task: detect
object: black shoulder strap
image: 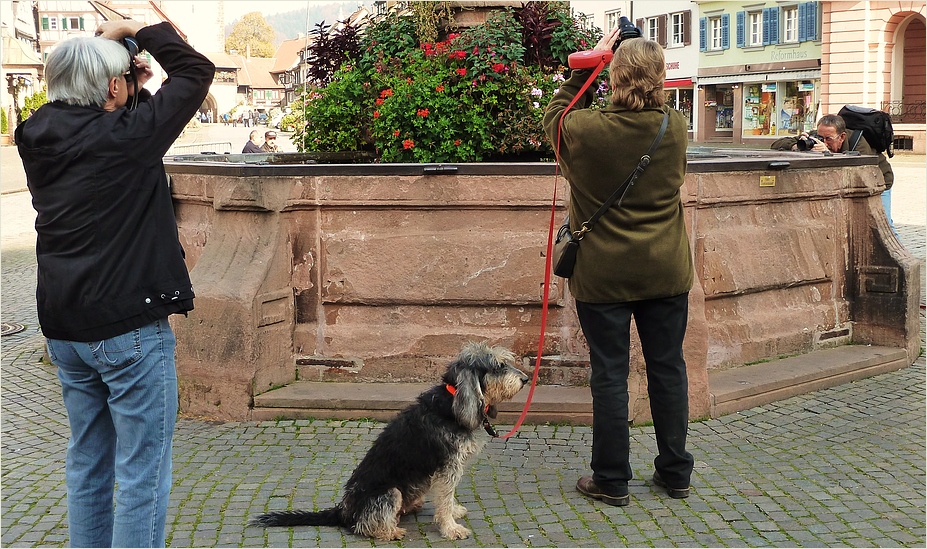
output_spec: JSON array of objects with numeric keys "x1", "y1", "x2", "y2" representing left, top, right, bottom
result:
[
  {"x1": 849, "y1": 129, "x2": 863, "y2": 151},
  {"x1": 576, "y1": 108, "x2": 670, "y2": 238}
]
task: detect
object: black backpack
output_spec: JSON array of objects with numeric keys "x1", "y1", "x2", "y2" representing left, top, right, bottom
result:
[{"x1": 838, "y1": 105, "x2": 894, "y2": 158}]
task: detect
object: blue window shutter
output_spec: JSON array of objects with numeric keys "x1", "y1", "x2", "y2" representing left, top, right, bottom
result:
[
  {"x1": 808, "y1": 2, "x2": 818, "y2": 41},
  {"x1": 798, "y1": 3, "x2": 807, "y2": 41},
  {"x1": 762, "y1": 9, "x2": 770, "y2": 45},
  {"x1": 768, "y1": 8, "x2": 779, "y2": 44},
  {"x1": 736, "y1": 11, "x2": 745, "y2": 48},
  {"x1": 721, "y1": 13, "x2": 730, "y2": 50},
  {"x1": 699, "y1": 17, "x2": 707, "y2": 51}
]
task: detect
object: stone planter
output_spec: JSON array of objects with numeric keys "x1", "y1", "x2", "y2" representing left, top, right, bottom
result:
[{"x1": 164, "y1": 148, "x2": 921, "y2": 421}]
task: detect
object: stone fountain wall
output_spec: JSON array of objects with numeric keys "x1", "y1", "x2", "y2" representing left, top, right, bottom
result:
[{"x1": 165, "y1": 151, "x2": 920, "y2": 421}]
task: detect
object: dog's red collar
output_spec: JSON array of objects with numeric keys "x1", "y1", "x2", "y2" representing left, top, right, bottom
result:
[{"x1": 445, "y1": 384, "x2": 498, "y2": 437}]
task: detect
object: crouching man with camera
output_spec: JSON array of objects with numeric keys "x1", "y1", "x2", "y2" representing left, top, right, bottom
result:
[
  {"x1": 770, "y1": 114, "x2": 894, "y2": 223},
  {"x1": 15, "y1": 19, "x2": 214, "y2": 548}
]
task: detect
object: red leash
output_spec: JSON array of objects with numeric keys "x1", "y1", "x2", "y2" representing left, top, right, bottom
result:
[{"x1": 492, "y1": 55, "x2": 610, "y2": 439}]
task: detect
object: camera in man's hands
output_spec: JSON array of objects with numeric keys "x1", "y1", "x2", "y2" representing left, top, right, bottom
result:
[
  {"x1": 612, "y1": 16, "x2": 643, "y2": 51},
  {"x1": 121, "y1": 36, "x2": 139, "y2": 58},
  {"x1": 796, "y1": 132, "x2": 822, "y2": 151}
]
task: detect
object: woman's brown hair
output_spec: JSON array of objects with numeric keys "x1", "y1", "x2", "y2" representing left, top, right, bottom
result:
[{"x1": 608, "y1": 39, "x2": 666, "y2": 111}]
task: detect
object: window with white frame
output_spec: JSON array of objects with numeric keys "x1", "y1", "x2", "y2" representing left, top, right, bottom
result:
[
  {"x1": 782, "y1": 6, "x2": 799, "y2": 43},
  {"x1": 605, "y1": 10, "x2": 621, "y2": 33},
  {"x1": 748, "y1": 10, "x2": 763, "y2": 46},
  {"x1": 670, "y1": 12, "x2": 686, "y2": 47},
  {"x1": 69, "y1": 17, "x2": 80, "y2": 30},
  {"x1": 49, "y1": 17, "x2": 58, "y2": 30},
  {"x1": 710, "y1": 16, "x2": 724, "y2": 50},
  {"x1": 646, "y1": 17, "x2": 659, "y2": 41}
]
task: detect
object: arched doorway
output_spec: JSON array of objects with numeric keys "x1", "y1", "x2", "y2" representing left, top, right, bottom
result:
[{"x1": 199, "y1": 94, "x2": 218, "y2": 123}]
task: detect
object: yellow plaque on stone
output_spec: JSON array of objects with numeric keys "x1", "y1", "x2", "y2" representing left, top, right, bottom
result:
[{"x1": 760, "y1": 175, "x2": 776, "y2": 187}]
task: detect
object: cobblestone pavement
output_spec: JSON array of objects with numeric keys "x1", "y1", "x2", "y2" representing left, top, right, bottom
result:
[{"x1": 2, "y1": 151, "x2": 925, "y2": 548}]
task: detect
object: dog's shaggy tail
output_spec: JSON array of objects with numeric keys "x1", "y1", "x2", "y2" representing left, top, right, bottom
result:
[{"x1": 250, "y1": 507, "x2": 341, "y2": 528}]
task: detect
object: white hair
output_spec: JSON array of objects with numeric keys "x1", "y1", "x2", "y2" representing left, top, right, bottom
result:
[{"x1": 46, "y1": 36, "x2": 130, "y2": 107}]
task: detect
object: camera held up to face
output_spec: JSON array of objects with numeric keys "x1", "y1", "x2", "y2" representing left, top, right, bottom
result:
[{"x1": 612, "y1": 16, "x2": 643, "y2": 51}]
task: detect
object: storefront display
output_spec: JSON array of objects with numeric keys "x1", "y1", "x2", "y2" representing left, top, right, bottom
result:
[
  {"x1": 665, "y1": 88, "x2": 694, "y2": 130},
  {"x1": 708, "y1": 85, "x2": 734, "y2": 129},
  {"x1": 743, "y1": 80, "x2": 816, "y2": 138},
  {"x1": 777, "y1": 81, "x2": 816, "y2": 135}
]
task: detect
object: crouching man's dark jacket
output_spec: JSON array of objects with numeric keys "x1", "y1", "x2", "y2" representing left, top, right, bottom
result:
[{"x1": 16, "y1": 22, "x2": 215, "y2": 341}]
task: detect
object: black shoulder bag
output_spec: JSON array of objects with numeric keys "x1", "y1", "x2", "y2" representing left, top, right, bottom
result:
[{"x1": 553, "y1": 108, "x2": 670, "y2": 278}]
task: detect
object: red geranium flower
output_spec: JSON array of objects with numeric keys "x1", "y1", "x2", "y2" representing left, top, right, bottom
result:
[
  {"x1": 403, "y1": 139, "x2": 415, "y2": 149},
  {"x1": 375, "y1": 98, "x2": 384, "y2": 105},
  {"x1": 417, "y1": 108, "x2": 429, "y2": 117},
  {"x1": 373, "y1": 111, "x2": 380, "y2": 118},
  {"x1": 393, "y1": 130, "x2": 400, "y2": 137},
  {"x1": 456, "y1": 68, "x2": 467, "y2": 76},
  {"x1": 492, "y1": 63, "x2": 505, "y2": 73},
  {"x1": 454, "y1": 139, "x2": 461, "y2": 146},
  {"x1": 380, "y1": 89, "x2": 393, "y2": 98},
  {"x1": 436, "y1": 85, "x2": 445, "y2": 92}
]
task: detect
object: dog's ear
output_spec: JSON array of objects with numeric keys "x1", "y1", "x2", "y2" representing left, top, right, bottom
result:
[{"x1": 451, "y1": 367, "x2": 484, "y2": 431}]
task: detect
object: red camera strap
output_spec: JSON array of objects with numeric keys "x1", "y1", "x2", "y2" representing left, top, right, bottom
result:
[{"x1": 492, "y1": 59, "x2": 607, "y2": 439}]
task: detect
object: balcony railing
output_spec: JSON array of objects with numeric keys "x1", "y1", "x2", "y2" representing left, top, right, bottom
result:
[{"x1": 881, "y1": 100, "x2": 926, "y2": 124}]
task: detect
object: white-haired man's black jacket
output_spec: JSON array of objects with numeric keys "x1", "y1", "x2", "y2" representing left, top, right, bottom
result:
[{"x1": 16, "y1": 22, "x2": 215, "y2": 341}]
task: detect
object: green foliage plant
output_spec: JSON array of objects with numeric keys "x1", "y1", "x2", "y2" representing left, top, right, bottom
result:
[
  {"x1": 294, "y1": 2, "x2": 602, "y2": 163},
  {"x1": 1, "y1": 108, "x2": 7, "y2": 134},
  {"x1": 21, "y1": 89, "x2": 48, "y2": 121}
]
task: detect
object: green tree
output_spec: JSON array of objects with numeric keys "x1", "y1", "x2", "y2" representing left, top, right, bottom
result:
[{"x1": 225, "y1": 12, "x2": 276, "y2": 57}]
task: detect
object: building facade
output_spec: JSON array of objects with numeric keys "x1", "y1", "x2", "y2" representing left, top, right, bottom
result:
[
  {"x1": 694, "y1": 1, "x2": 823, "y2": 146},
  {"x1": 820, "y1": 2, "x2": 925, "y2": 153}
]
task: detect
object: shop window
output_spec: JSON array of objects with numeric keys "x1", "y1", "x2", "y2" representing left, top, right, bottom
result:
[
  {"x1": 705, "y1": 86, "x2": 734, "y2": 129},
  {"x1": 777, "y1": 81, "x2": 816, "y2": 136},
  {"x1": 665, "y1": 89, "x2": 694, "y2": 130},
  {"x1": 744, "y1": 83, "x2": 777, "y2": 136}
]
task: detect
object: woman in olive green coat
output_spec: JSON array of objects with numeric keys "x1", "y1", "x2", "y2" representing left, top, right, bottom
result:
[{"x1": 543, "y1": 31, "x2": 695, "y2": 506}]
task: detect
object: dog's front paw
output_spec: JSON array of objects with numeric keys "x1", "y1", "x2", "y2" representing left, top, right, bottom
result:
[
  {"x1": 440, "y1": 522, "x2": 471, "y2": 540},
  {"x1": 375, "y1": 527, "x2": 406, "y2": 541},
  {"x1": 452, "y1": 504, "x2": 467, "y2": 519}
]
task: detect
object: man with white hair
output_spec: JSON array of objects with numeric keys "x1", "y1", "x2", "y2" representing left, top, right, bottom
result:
[{"x1": 15, "y1": 19, "x2": 214, "y2": 548}]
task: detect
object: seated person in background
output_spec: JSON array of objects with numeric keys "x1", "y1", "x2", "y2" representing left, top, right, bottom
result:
[
  {"x1": 242, "y1": 130, "x2": 262, "y2": 153},
  {"x1": 261, "y1": 130, "x2": 280, "y2": 152},
  {"x1": 771, "y1": 114, "x2": 894, "y2": 226}
]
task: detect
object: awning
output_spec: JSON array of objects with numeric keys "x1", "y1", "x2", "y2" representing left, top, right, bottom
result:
[
  {"x1": 665, "y1": 78, "x2": 694, "y2": 88},
  {"x1": 696, "y1": 69, "x2": 821, "y2": 86}
]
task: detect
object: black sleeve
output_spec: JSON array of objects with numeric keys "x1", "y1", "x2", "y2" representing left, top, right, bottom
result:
[{"x1": 127, "y1": 22, "x2": 215, "y2": 159}]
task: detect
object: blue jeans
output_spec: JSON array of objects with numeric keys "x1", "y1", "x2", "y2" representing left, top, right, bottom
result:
[
  {"x1": 882, "y1": 188, "x2": 894, "y2": 229},
  {"x1": 47, "y1": 318, "x2": 178, "y2": 548}
]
